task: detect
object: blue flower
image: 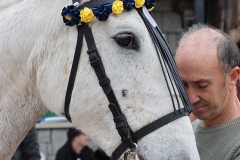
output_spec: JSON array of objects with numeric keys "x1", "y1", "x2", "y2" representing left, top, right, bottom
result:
[
  {"x1": 92, "y1": 4, "x2": 112, "y2": 21},
  {"x1": 61, "y1": 5, "x2": 80, "y2": 26},
  {"x1": 122, "y1": 0, "x2": 134, "y2": 10},
  {"x1": 145, "y1": 0, "x2": 156, "y2": 10}
]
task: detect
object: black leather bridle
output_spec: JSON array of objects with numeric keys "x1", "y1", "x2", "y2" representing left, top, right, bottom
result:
[{"x1": 63, "y1": 0, "x2": 192, "y2": 159}]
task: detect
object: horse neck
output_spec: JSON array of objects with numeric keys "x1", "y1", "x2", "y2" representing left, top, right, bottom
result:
[
  {"x1": 0, "y1": 85, "x2": 47, "y2": 159},
  {"x1": 0, "y1": 1, "x2": 56, "y2": 159},
  {"x1": 0, "y1": 57, "x2": 47, "y2": 159},
  {"x1": 0, "y1": 0, "x2": 67, "y2": 108},
  {"x1": 0, "y1": 49, "x2": 47, "y2": 159}
]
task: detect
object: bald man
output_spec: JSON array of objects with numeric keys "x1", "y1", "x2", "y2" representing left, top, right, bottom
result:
[{"x1": 175, "y1": 24, "x2": 240, "y2": 160}]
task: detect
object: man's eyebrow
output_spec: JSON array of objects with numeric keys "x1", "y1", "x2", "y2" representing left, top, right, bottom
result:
[{"x1": 191, "y1": 79, "x2": 210, "y2": 83}]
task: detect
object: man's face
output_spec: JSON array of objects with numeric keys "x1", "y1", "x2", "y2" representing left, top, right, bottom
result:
[
  {"x1": 175, "y1": 34, "x2": 231, "y2": 122},
  {"x1": 75, "y1": 134, "x2": 89, "y2": 147}
]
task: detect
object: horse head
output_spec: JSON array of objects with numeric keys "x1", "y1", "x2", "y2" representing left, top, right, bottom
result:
[{"x1": 0, "y1": 0, "x2": 199, "y2": 159}]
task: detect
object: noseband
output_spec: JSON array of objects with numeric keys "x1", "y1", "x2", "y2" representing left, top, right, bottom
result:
[{"x1": 62, "y1": 0, "x2": 192, "y2": 159}]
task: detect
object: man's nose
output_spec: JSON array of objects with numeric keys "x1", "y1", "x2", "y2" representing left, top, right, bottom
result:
[{"x1": 186, "y1": 88, "x2": 200, "y2": 105}]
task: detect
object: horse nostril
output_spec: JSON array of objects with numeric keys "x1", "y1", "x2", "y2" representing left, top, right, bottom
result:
[{"x1": 122, "y1": 89, "x2": 128, "y2": 97}]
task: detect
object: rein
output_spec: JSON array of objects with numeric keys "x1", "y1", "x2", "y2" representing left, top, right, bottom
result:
[{"x1": 63, "y1": 0, "x2": 192, "y2": 159}]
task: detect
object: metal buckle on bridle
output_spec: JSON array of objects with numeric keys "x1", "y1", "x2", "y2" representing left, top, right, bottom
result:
[{"x1": 124, "y1": 143, "x2": 139, "y2": 160}]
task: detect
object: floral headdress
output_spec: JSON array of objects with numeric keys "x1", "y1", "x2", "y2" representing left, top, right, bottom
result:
[{"x1": 62, "y1": 0, "x2": 156, "y2": 26}]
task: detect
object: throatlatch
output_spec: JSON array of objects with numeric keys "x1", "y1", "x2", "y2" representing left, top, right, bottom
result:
[{"x1": 62, "y1": 0, "x2": 192, "y2": 159}]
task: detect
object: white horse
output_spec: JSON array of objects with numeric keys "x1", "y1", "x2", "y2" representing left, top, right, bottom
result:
[{"x1": 0, "y1": 0, "x2": 199, "y2": 159}]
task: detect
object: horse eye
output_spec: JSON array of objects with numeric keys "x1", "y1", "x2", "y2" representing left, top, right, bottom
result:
[{"x1": 114, "y1": 33, "x2": 138, "y2": 50}]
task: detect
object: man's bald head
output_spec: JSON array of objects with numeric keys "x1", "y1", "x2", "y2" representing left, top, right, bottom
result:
[{"x1": 176, "y1": 24, "x2": 239, "y2": 76}]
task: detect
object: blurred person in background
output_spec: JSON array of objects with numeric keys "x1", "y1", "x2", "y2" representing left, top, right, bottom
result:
[
  {"x1": 11, "y1": 126, "x2": 41, "y2": 160},
  {"x1": 55, "y1": 128, "x2": 95, "y2": 160}
]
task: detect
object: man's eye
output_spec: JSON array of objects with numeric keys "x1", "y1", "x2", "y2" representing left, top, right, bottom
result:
[
  {"x1": 182, "y1": 81, "x2": 188, "y2": 87},
  {"x1": 198, "y1": 84, "x2": 208, "y2": 88}
]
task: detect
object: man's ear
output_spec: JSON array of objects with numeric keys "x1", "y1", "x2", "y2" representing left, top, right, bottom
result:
[{"x1": 229, "y1": 66, "x2": 240, "y2": 85}]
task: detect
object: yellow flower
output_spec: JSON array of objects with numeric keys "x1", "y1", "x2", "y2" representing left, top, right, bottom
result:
[
  {"x1": 148, "y1": 6, "x2": 154, "y2": 11},
  {"x1": 80, "y1": 7, "x2": 94, "y2": 23},
  {"x1": 112, "y1": 0, "x2": 123, "y2": 15},
  {"x1": 65, "y1": 16, "x2": 72, "y2": 21},
  {"x1": 135, "y1": 0, "x2": 145, "y2": 8}
]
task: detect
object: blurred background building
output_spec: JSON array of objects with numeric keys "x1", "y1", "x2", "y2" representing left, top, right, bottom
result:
[{"x1": 151, "y1": 0, "x2": 240, "y2": 54}]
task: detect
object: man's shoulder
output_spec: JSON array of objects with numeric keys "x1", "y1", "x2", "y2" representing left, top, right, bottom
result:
[
  {"x1": 82, "y1": 146, "x2": 94, "y2": 154},
  {"x1": 56, "y1": 141, "x2": 71, "y2": 154},
  {"x1": 226, "y1": 140, "x2": 240, "y2": 160},
  {"x1": 82, "y1": 146, "x2": 96, "y2": 160},
  {"x1": 193, "y1": 119, "x2": 240, "y2": 160}
]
